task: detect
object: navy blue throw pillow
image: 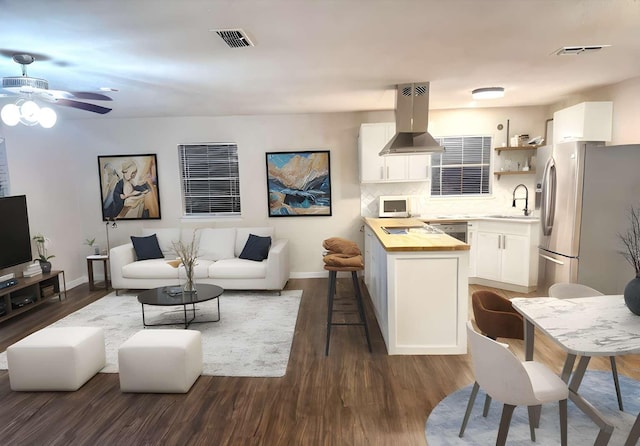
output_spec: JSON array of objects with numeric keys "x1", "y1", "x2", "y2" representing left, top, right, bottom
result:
[
  {"x1": 239, "y1": 234, "x2": 272, "y2": 262},
  {"x1": 131, "y1": 234, "x2": 164, "y2": 261}
]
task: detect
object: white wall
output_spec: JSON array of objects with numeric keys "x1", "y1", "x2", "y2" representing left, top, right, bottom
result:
[{"x1": 1, "y1": 112, "x2": 364, "y2": 284}]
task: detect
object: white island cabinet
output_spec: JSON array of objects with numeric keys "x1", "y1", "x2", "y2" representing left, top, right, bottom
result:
[{"x1": 364, "y1": 218, "x2": 469, "y2": 355}]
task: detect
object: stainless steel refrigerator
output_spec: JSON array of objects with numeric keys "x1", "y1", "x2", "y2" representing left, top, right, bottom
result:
[{"x1": 538, "y1": 141, "x2": 640, "y2": 294}]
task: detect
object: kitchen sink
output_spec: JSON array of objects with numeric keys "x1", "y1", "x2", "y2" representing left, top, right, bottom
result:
[
  {"x1": 486, "y1": 215, "x2": 539, "y2": 220},
  {"x1": 382, "y1": 225, "x2": 444, "y2": 235}
]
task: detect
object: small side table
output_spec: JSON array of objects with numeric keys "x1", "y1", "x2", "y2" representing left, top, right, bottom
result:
[{"x1": 87, "y1": 255, "x2": 110, "y2": 291}]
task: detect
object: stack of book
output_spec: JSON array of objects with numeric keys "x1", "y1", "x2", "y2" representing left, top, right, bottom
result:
[{"x1": 23, "y1": 262, "x2": 43, "y2": 278}]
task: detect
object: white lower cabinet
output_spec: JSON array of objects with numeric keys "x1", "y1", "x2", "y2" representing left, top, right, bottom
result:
[
  {"x1": 476, "y1": 231, "x2": 528, "y2": 284},
  {"x1": 470, "y1": 220, "x2": 539, "y2": 292}
]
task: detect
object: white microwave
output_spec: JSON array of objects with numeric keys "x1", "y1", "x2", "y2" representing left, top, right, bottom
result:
[{"x1": 379, "y1": 195, "x2": 410, "y2": 218}]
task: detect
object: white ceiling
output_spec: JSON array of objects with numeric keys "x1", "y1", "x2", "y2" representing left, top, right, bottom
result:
[{"x1": 1, "y1": 0, "x2": 640, "y2": 120}]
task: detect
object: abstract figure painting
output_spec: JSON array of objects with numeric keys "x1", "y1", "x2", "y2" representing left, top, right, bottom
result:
[
  {"x1": 98, "y1": 154, "x2": 161, "y2": 220},
  {"x1": 265, "y1": 150, "x2": 332, "y2": 217}
]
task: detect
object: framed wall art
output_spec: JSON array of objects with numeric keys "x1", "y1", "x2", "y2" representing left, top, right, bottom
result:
[
  {"x1": 98, "y1": 154, "x2": 161, "y2": 220},
  {"x1": 265, "y1": 150, "x2": 332, "y2": 217}
]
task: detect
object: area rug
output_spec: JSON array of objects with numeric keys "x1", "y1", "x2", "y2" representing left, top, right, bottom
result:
[
  {"x1": 0, "y1": 290, "x2": 302, "y2": 377},
  {"x1": 425, "y1": 370, "x2": 640, "y2": 445}
]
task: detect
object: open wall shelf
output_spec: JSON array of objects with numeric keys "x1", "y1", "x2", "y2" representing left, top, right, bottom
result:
[
  {"x1": 495, "y1": 145, "x2": 541, "y2": 155},
  {"x1": 494, "y1": 170, "x2": 536, "y2": 180}
]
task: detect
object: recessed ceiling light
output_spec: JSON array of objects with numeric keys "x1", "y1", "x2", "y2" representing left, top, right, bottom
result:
[{"x1": 472, "y1": 87, "x2": 505, "y2": 100}]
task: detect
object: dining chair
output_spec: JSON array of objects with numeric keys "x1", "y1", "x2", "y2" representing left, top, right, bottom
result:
[
  {"x1": 464, "y1": 321, "x2": 568, "y2": 445},
  {"x1": 459, "y1": 290, "x2": 524, "y2": 437},
  {"x1": 548, "y1": 282, "x2": 624, "y2": 411}
]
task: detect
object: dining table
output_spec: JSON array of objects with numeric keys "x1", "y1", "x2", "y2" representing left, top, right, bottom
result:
[{"x1": 511, "y1": 295, "x2": 640, "y2": 446}]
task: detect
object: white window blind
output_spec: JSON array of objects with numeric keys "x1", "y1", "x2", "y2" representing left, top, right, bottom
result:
[
  {"x1": 431, "y1": 136, "x2": 491, "y2": 196},
  {"x1": 178, "y1": 143, "x2": 241, "y2": 216}
]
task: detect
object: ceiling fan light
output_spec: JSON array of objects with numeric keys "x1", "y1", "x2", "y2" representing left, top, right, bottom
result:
[
  {"x1": 472, "y1": 87, "x2": 505, "y2": 100},
  {"x1": 19, "y1": 100, "x2": 40, "y2": 124},
  {"x1": 39, "y1": 107, "x2": 57, "y2": 128},
  {"x1": 1, "y1": 103, "x2": 20, "y2": 126}
]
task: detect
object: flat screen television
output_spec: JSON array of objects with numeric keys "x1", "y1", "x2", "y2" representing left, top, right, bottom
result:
[{"x1": 0, "y1": 195, "x2": 33, "y2": 270}]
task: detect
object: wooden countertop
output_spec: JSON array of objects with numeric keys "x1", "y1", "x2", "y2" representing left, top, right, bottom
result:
[{"x1": 364, "y1": 217, "x2": 470, "y2": 252}]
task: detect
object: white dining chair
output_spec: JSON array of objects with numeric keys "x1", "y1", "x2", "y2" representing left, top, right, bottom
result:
[
  {"x1": 465, "y1": 321, "x2": 568, "y2": 445},
  {"x1": 459, "y1": 290, "x2": 525, "y2": 438},
  {"x1": 548, "y1": 282, "x2": 624, "y2": 411}
]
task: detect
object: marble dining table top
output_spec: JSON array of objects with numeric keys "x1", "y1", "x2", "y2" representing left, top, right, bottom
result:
[{"x1": 511, "y1": 295, "x2": 640, "y2": 357}]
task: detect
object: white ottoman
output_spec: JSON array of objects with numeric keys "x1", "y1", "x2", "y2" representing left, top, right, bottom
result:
[
  {"x1": 7, "y1": 326, "x2": 106, "y2": 391},
  {"x1": 118, "y1": 329, "x2": 202, "y2": 393}
]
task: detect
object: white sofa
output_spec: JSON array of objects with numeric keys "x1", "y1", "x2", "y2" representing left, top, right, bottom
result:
[{"x1": 110, "y1": 227, "x2": 289, "y2": 293}]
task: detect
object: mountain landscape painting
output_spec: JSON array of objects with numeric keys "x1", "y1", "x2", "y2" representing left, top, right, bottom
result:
[{"x1": 265, "y1": 150, "x2": 332, "y2": 217}]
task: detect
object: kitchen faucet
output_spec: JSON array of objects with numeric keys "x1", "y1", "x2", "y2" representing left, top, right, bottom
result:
[{"x1": 512, "y1": 184, "x2": 531, "y2": 216}]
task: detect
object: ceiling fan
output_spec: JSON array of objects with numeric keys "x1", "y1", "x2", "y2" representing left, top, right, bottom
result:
[{"x1": 1, "y1": 53, "x2": 113, "y2": 127}]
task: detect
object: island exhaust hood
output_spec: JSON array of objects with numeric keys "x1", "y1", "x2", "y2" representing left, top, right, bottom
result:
[{"x1": 379, "y1": 82, "x2": 444, "y2": 156}]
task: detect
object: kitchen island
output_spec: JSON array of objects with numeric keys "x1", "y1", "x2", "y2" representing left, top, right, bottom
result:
[{"x1": 363, "y1": 217, "x2": 469, "y2": 355}]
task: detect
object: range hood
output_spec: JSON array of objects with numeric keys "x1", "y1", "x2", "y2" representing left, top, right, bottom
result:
[{"x1": 379, "y1": 82, "x2": 444, "y2": 155}]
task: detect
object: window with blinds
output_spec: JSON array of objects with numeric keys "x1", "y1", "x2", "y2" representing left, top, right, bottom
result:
[
  {"x1": 430, "y1": 136, "x2": 492, "y2": 196},
  {"x1": 177, "y1": 143, "x2": 241, "y2": 216}
]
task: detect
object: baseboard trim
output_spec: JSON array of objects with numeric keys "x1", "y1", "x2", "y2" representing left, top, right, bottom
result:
[
  {"x1": 290, "y1": 271, "x2": 362, "y2": 279},
  {"x1": 469, "y1": 277, "x2": 536, "y2": 294}
]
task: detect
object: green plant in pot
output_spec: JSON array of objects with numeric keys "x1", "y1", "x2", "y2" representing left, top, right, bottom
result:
[
  {"x1": 33, "y1": 233, "x2": 55, "y2": 274},
  {"x1": 619, "y1": 206, "x2": 640, "y2": 315},
  {"x1": 84, "y1": 237, "x2": 100, "y2": 255}
]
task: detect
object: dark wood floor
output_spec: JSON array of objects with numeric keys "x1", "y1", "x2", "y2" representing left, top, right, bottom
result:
[{"x1": 0, "y1": 278, "x2": 638, "y2": 445}]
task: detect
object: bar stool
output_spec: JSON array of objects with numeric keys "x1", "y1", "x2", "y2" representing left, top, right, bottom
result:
[{"x1": 324, "y1": 262, "x2": 372, "y2": 356}]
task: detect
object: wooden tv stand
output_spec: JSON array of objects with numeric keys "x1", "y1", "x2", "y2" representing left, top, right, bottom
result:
[{"x1": 0, "y1": 270, "x2": 66, "y2": 324}]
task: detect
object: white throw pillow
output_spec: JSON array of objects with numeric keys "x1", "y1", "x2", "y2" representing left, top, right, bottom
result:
[{"x1": 198, "y1": 228, "x2": 236, "y2": 261}]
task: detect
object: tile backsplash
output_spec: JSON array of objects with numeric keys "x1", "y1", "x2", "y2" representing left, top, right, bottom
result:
[{"x1": 361, "y1": 175, "x2": 537, "y2": 218}]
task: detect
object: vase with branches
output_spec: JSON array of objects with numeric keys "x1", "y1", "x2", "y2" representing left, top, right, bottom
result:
[
  {"x1": 619, "y1": 206, "x2": 640, "y2": 315},
  {"x1": 172, "y1": 231, "x2": 199, "y2": 295},
  {"x1": 619, "y1": 206, "x2": 640, "y2": 274}
]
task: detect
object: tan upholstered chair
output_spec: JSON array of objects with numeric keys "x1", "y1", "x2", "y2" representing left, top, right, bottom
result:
[{"x1": 471, "y1": 290, "x2": 524, "y2": 341}]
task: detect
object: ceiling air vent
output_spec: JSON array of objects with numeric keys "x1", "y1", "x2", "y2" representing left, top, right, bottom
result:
[
  {"x1": 213, "y1": 29, "x2": 254, "y2": 48},
  {"x1": 553, "y1": 45, "x2": 610, "y2": 56}
]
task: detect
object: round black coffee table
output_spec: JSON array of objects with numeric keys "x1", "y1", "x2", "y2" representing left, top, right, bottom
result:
[{"x1": 137, "y1": 284, "x2": 223, "y2": 328}]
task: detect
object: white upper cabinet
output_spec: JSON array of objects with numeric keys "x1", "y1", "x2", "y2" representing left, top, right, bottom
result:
[
  {"x1": 553, "y1": 101, "x2": 613, "y2": 144},
  {"x1": 407, "y1": 154, "x2": 431, "y2": 180},
  {"x1": 358, "y1": 123, "x2": 430, "y2": 183}
]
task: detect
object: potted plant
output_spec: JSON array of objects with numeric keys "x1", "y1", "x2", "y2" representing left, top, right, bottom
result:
[
  {"x1": 619, "y1": 206, "x2": 640, "y2": 315},
  {"x1": 84, "y1": 237, "x2": 100, "y2": 255},
  {"x1": 33, "y1": 233, "x2": 55, "y2": 274}
]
